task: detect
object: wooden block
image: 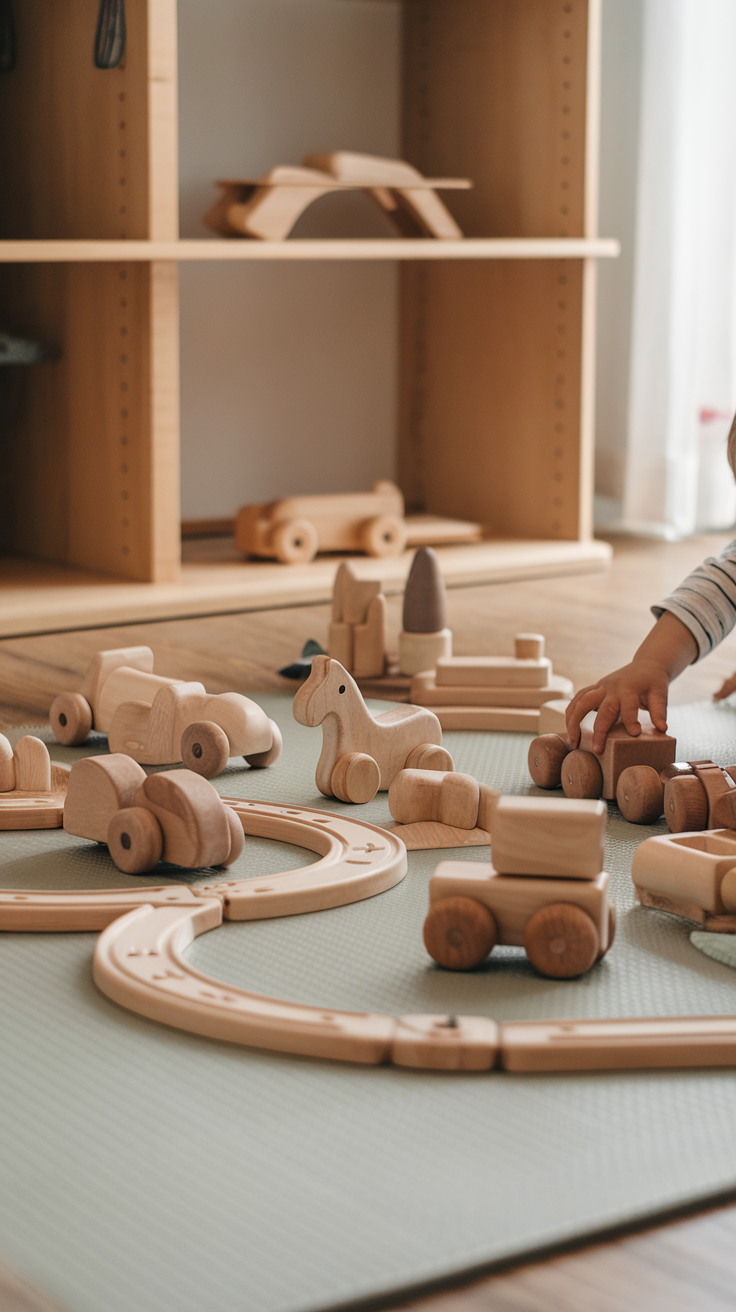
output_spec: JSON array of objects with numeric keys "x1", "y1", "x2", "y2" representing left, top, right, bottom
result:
[
  {"x1": 398, "y1": 628, "x2": 452, "y2": 677},
  {"x1": 402, "y1": 546, "x2": 447, "y2": 633},
  {"x1": 578, "y1": 716, "x2": 677, "y2": 799},
  {"x1": 328, "y1": 620, "x2": 354, "y2": 671},
  {"x1": 0, "y1": 734, "x2": 15, "y2": 792},
  {"x1": 436, "y1": 656, "x2": 552, "y2": 688},
  {"x1": 515, "y1": 633, "x2": 545, "y2": 660},
  {"x1": 63, "y1": 754, "x2": 147, "y2": 842},
  {"x1": 391, "y1": 1015, "x2": 498, "y2": 1070},
  {"x1": 136, "y1": 770, "x2": 232, "y2": 869},
  {"x1": 631, "y1": 830, "x2": 736, "y2": 916},
  {"x1": 500, "y1": 1016, "x2": 736, "y2": 1072},
  {"x1": 389, "y1": 821, "x2": 489, "y2": 850},
  {"x1": 477, "y1": 784, "x2": 502, "y2": 832},
  {"x1": 332, "y1": 560, "x2": 381, "y2": 625},
  {"x1": 429, "y1": 862, "x2": 610, "y2": 948},
  {"x1": 354, "y1": 664, "x2": 412, "y2": 702},
  {"x1": 490, "y1": 796, "x2": 606, "y2": 878},
  {"x1": 388, "y1": 768, "x2": 479, "y2": 828},
  {"x1": 691, "y1": 761, "x2": 736, "y2": 826},
  {"x1": 353, "y1": 593, "x2": 387, "y2": 679},
  {"x1": 13, "y1": 736, "x2": 51, "y2": 792},
  {"x1": 0, "y1": 793, "x2": 66, "y2": 830},
  {"x1": 403, "y1": 515, "x2": 482, "y2": 547},
  {"x1": 411, "y1": 671, "x2": 573, "y2": 708},
  {"x1": 293, "y1": 656, "x2": 445, "y2": 796},
  {"x1": 430, "y1": 706, "x2": 540, "y2": 732},
  {"x1": 538, "y1": 698, "x2": 570, "y2": 734},
  {"x1": 80, "y1": 646, "x2": 155, "y2": 715},
  {"x1": 96, "y1": 664, "x2": 181, "y2": 734}
]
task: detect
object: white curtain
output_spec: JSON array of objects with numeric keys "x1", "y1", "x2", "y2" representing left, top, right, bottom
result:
[{"x1": 622, "y1": 0, "x2": 736, "y2": 539}]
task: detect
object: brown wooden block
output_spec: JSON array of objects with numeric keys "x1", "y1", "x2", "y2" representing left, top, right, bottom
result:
[
  {"x1": 63, "y1": 754, "x2": 147, "y2": 843},
  {"x1": 388, "y1": 768, "x2": 479, "y2": 828},
  {"x1": 411, "y1": 670, "x2": 573, "y2": 708},
  {"x1": 13, "y1": 736, "x2": 51, "y2": 793},
  {"x1": 328, "y1": 620, "x2": 353, "y2": 671},
  {"x1": 578, "y1": 716, "x2": 677, "y2": 799},
  {"x1": 515, "y1": 633, "x2": 545, "y2": 659},
  {"x1": 429, "y1": 863, "x2": 610, "y2": 948},
  {"x1": 490, "y1": 796, "x2": 605, "y2": 878},
  {"x1": 331, "y1": 561, "x2": 381, "y2": 625},
  {"x1": 353, "y1": 593, "x2": 387, "y2": 679},
  {"x1": 436, "y1": 655, "x2": 552, "y2": 688}
]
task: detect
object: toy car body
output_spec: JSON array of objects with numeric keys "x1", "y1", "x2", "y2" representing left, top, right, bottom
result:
[
  {"x1": 235, "y1": 480, "x2": 408, "y2": 563},
  {"x1": 423, "y1": 797, "x2": 615, "y2": 978},
  {"x1": 49, "y1": 646, "x2": 281, "y2": 779},
  {"x1": 631, "y1": 828, "x2": 736, "y2": 928}
]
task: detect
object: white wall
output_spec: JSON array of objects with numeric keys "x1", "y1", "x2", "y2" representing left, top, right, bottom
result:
[{"x1": 177, "y1": 0, "x2": 401, "y2": 520}]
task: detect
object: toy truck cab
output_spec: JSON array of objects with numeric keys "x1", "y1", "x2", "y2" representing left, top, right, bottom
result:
[
  {"x1": 423, "y1": 797, "x2": 615, "y2": 978},
  {"x1": 235, "y1": 480, "x2": 408, "y2": 563}
]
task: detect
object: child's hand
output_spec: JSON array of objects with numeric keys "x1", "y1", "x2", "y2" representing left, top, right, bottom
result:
[
  {"x1": 565, "y1": 660, "x2": 670, "y2": 754},
  {"x1": 714, "y1": 671, "x2": 736, "y2": 701}
]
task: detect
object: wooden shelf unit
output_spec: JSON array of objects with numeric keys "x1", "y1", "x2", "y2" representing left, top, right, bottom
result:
[{"x1": 0, "y1": 0, "x2": 614, "y2": 635}]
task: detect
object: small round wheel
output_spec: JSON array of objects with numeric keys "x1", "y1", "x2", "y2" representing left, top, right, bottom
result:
[
  {"x1": 616, "y1": 765, "x2": 664, "y2": 824},
  {"x1": 528, "y1": 734, "x2": 568, "y2": 789},
  {"x1": 664, "y1": 774, "x2": 708, "y2": 833},
  {"x1": 107, "y1": 807, "x2": 163, "y2": 875},
  {"x1": 49, "y1": 692, "x2": 93, "y2": 746},
  {"x1": 597, "y1": 900, "x2": 617, "y2": 960},
  {"x1": 221, "y1": 805, "x2": 245, "y2": 866},
  {"x1": 404, "y1": 743, "x2": 454, "y2": 773},
  {"x1": 711, "y1": 790, "x2": 736, "y2": 831},
  {"x1": 181, "y1": 720, "x2": 230, "y2": 779},
  {"x1": 359, "y1": 515, "x2": 408, "y2": 558},
  {"x1": 244, "y1": 719, "x2": 283, "y2": 768},
  {"x1": 561, "y1": 748, "x2": 603, "y2": 799},
  {"x1": 720, "y1": 865, "x2": 736, "y2": 913},
  {"x1": 423, "y1": 896, "x2": 497, "y2": 970},
  {"x1": 271, "y1": 518, "x2": 319, "y2": 564},
  {"x1": 331, "y1": 752, "x2": 380, "y2": 804},
  {"x1": 524, "y1": 902, "x2": 600, "y2": 978}
]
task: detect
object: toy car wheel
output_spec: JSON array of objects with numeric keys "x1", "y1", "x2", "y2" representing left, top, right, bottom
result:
[
  {"x1": 107, "y1": 807, "x2": 164, "y2": 875},
  {"x1": 244, "y1": 719, "x2": 283, "y2": 768},
  {"x1": 359, "y1": 515, "x2": 408, "y2": 558},
  {"x1": 561, "y1": 748, "x2": 603, "y2": 799},
  {"x1": 616, "y1": 765, "x2": 664, "y2": 824},
  {"x1": 221, "y1": 804, "x2": 245, "y2": 866},
  {"x1": 664, "y1": 774, "x2": 708, "y2": 833},
  {"x1": 330, "y1": 752, "x2": 380, "y2": 804},
  {"x1": 528, "y1": 734, "x2": 568, "y2": 789},
  {"x1": 423, "y1": 896, "x2": 497, "y2": 970},
  {"x1": 597, "y1": 901, "x2": 616, "y2": 960},
  {"x1": 524, "y1": 902, "x2": 599, "y2": 978},
  {"x1": 181, "y1": 721, "x2": 230, "y2": 779},
  {"x1": 49, "y1": 692, "x2": 93, "y2": 746},
  {"x1": 271, "y1": 518, "x2": 319, "y2": 564},
  {"x1": 404, "y1": 742, "x2": 454, "y2": 772}
]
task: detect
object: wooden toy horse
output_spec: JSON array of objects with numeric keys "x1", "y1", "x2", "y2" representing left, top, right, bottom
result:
[{"x1": 293, "y1": 656, "x2": 452, "y2": 803}]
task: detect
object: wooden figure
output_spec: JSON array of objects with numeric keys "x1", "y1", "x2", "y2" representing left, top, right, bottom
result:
[
  {"x1": 387, "y1": 768, "x2": 500, "y2": 849},
  {"x1": 0, "y1": 733, "x2": 69, "y2": 830},
  {"x1": 631, "y1": 828, "x2": 736, "y2": 928},
  {"x1": 528, "y1": 708, "x2": 677, "y2": 822},
  {"x1": 235, "y1": 481, "x2": 407, "y2": 563},
  {"x1": 49, "y1": 646, "x2": 282, "y2": 778},
  {"x1": 410, "y1": 634, "x2": 574, "y2": 731},
  {"x1": 293, "y1": 655, "x2": 452, "y2": 803},
  {"x1": 328, "y1": 561, "x2": 387, "y2": 680},
  {"x1": 423, "y1": 795, "x2": 613, "y2": 978},
  {"x1": 398, "y1": 547, "x2": 453, "y2": 676},
  {"x1": 205, "y1": 151, "x2": 471, "y2": 243},
  {"x1": 63, "y1": 755, "x2": 245, "y2": 875}
]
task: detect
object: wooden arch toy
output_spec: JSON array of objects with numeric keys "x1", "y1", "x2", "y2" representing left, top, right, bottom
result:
[{"x1": 3, "y1": 798, "x2": 736, "y2": 1073}]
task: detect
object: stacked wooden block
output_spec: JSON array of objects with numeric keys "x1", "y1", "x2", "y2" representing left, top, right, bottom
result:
[{"x1": 410, "y1": 634, "x2": 573, "y2": 732}]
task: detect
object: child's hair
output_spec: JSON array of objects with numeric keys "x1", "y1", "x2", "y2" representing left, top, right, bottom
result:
[{"x1": 729, "y1": 412, "x2": 736, "y2": 480}]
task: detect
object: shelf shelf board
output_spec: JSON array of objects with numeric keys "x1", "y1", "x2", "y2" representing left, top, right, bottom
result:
[
  {"x1": 0, "y1": 237, "x2": 620, "y2": 263},
  {"x1": 0, "y1": 538, "x2": 612, "y2": 638}
]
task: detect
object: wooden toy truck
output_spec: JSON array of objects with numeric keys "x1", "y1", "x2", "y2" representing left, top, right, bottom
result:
[
  {"x1": 423, "y1": 797, "x2": 615, "y2": 978},
  {"x1": 63, "y1": 755, "x2": 245, "y2": 875},
  {"x1": 631, "y1": 828, "x2": 736, "y2": 930},
  {"x1": 528, "y1": 711, "x2": 677, "y2": 823},
  {"x1": 235, "y1": 481, "x2": 409, "y2": 563},
  {"x1": 49, "y1": 647, "x2": 282, "y2": 779}
]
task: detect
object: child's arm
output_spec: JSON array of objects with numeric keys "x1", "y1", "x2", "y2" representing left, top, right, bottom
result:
[{"x1": 565, "y1": 611, "x2": 698, "y2": 754}]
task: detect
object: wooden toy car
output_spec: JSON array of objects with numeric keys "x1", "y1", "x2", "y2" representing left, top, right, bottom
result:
[
  {"x1": 631, "y1": 827, "x2": 736, "y2": 929},
  {"x1": 658, "y1": 760, "x2": 736, "y2": 833},
  {"x1": 49, "y1": 646, "x2": 282, "y2": 779},
  {"x1": 235, "y1": 481, "x2": 409, "y2": 563},
  {"x1": 528, "y1": 710, "x2": 677, "y2": 823},
  {"x1": 423, "y1": 797, "x2": 615, "y2": 978},
  {"x1": 63, "y1": 755, "x2": 245, "y2": 875}
]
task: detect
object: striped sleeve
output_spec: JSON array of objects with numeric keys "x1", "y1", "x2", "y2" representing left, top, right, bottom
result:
[{"x1": 651, "y1": 537, "x2": 736, "y2": 659}]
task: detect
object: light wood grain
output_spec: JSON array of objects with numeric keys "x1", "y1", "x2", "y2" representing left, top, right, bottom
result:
[{"x1": 0, "y1": 238, "x2": 620, "y2": 262}]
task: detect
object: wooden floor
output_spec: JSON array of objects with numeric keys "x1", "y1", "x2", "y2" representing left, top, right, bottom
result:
[{"x1": 2, "y1": 530, "x2": 736, "y2": 1310}]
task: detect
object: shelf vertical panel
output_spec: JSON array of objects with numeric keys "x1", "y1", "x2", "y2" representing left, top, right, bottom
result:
[{"x1": 399, "y1": 0, "x2": 597, "y2": 540}]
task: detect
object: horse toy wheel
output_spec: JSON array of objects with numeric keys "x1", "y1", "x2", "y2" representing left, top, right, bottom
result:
[{"x1": 331, "y1": 752, "x2": 381, "y2": 804}]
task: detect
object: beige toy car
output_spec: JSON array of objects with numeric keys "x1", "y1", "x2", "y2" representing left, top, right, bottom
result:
[
  {"x1": 235, "y1": 481, "x2": 408, "y2": 563},
  {"x1": 49, "y1": 646, "x2": 281, "y2": 779},
  {"x1": 423, "y1": 796, "x2": 615, "y2": 978}
]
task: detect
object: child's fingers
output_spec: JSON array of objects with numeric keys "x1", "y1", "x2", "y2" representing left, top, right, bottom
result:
[
  {"x1": 714, "y1": 670, "x2": 736, "y2": 702},
  {"x1": 646, "y1": 686, "x2": 669, "y2": 731},
  {"x1": 565, "y1": 685, "x2": 605, "y2": 746},
  {"x1": 591, "y1": 696, "x2": 622, "y2": 754},
  {"x1": 619, "y1": 692, "x2": 643, "y2": 740}
]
